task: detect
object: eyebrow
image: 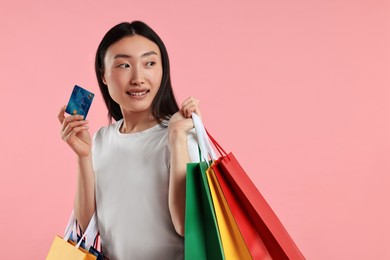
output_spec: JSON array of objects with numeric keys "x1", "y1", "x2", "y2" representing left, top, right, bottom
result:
[{"x1": 113, "y1": 51, "x2": 158, "y2": 59}]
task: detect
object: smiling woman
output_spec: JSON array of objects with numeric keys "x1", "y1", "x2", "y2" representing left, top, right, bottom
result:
[
  {"x1": 58, "y1": 21, "x2": 201, "y2": 260},
  {"x1": 95, "y1": 22, "x2": 180, "y2": 125},
  {"x1": 102, "y1": 35, "x2": 163, "y2": 125}
]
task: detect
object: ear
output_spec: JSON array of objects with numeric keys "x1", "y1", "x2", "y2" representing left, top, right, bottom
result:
[{"x1": 101, "y1": 71, "x2": 107, "y2": 85}]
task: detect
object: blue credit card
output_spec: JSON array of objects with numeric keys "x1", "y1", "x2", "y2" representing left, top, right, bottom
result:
[{"x1": 65, "y1": 85, "x2": 94, "y2": 119}]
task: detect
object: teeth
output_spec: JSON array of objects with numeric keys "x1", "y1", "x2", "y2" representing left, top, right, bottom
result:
[{"x1": 129, "y1": 90, "x2": 148, "y2": 96}]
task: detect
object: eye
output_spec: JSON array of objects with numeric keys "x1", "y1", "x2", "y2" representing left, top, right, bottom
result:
[
  {"x1": 146, "y1": 61, "x2": 156, "y2": 67},
  {"x1": 117, "y1": 63, "x2": 130, "y2": 68}
]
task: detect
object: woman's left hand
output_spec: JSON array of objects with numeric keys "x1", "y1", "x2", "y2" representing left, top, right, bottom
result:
[{"x1": 168, "y1": 97, "x2": 200, "y2": 135}]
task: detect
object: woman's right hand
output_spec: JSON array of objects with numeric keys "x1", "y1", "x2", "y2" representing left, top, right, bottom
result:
[{"x1": 58, "y1": 105, "x2": 91, "y2": 157}]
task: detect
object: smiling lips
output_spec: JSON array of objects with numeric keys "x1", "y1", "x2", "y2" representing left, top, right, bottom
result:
[{"x1": 126, "y1": 90, "x2": 150, "y2": 97}]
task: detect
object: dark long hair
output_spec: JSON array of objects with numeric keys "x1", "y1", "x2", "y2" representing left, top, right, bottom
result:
[{"x1": 95, "y1": 21, "x2": 179, "y2": 125}]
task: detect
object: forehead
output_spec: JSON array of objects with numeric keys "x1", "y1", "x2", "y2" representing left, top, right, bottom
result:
[{"x1": 105, "y1": 34, "x2": 161, "y2": 58}]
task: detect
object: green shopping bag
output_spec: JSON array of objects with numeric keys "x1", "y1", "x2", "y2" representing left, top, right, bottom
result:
[{"x1": 184, "y1": 161, "x2": 225, "y2": 260}]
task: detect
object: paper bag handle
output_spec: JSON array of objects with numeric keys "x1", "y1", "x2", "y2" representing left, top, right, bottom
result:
[
  {"x1": 192, "y1": 113, "x2": 217, "y2": 164},
  {"x1": 63, "y1": 210, "x2": 98, "y2": 250}
]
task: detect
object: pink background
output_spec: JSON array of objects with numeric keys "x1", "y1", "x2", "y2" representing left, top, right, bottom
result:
[{"x1": 1, "y1": 0, "x2": 389, "y2": 259}]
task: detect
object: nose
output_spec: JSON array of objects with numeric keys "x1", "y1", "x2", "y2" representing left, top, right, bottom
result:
[{"x1": 130, "y1": 65, "x2": 145, "y2": 86}]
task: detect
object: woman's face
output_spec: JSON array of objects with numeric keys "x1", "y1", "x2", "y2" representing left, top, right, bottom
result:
[{"x1": 102, "y1": 35, "x2": 163, "y2": 116}]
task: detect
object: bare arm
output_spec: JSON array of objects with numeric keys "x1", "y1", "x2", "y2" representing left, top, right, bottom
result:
[
  {"x1": 168, "y1": 130, "x2": 190, "y2": 236},
  {"x1": 74, "y1": 155, "x2": 96, "y2": 231},
  {"x1": 58, "y1": 106, "x2": 96, "y2": 231},
  {"x1": 168, "y1": 97, "x2": 200, "y2": 236}
]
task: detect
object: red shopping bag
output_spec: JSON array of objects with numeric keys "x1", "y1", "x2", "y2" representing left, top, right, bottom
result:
[
  {"x1": 208, "y1": 132, "x2": 305, "y2": 260},
  {"x1": 211, "y1": 159, "x2": 271, "y2": 259}
]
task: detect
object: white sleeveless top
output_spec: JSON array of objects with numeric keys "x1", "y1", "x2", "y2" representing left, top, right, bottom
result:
[{"x1": 92, "y1": 119, "x2": 199, "y2": 260}]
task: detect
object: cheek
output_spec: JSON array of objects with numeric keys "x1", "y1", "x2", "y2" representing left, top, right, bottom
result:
[
  {"x1": 106, "y1": 84, "x2": 119, "y2": 99},
  {"x1": 106, "y1": 70, "x2": 126, "y2": 85},
  {"x1": 150, "y1": 69, "x2": 163, "y2": 89},
  {"x1": 105, "y1": 71, "x2": 124, "y2": 97}
]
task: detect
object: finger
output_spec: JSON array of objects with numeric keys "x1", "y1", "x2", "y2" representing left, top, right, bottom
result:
[
  {"x1": 62, "y1": 120, "x2": 89, "y2": 138},
  {"x1": 182, "y1": 105, "x2": 196, "y2": 118},
  {"x1": 61, "y1": 114, "x2": 85, "y2": 132},
  {"x1": 62, "y1": 125, "x2": 89, "y2": 143},
  {"x1": 58, "y1": 105, "x2": 67, "y2": 124},
  {"x1": 63, "y1": 114, "x2": 84, "y2": 125},
  {"x1": 181, "y1": 102, "x2": 201, "y2": 118},
  {"x1": 62, "y1": 123, "x2": 89, "y2": 142},
  {"x1": 181, "y1": 97, "x2": 200, "y2": 117},
  {"x1": 181, "y1": 97, "x2": 199, "y2": 108}
]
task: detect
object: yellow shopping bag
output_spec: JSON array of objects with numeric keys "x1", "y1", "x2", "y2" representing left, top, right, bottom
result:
[
  {"x1": 46, "y1": 235, "x2": 96, "y2": 260},
  {"x1": 46, "y1": 211, "x2": 105, "y2": 260},
  {"x1": 206, "y1": 165, "x2": 252, "y2": 260}
]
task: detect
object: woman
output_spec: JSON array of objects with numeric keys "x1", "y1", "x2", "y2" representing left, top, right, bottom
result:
[{"x1": 58, "y1": 21, "x2": 200, "y2": 260}]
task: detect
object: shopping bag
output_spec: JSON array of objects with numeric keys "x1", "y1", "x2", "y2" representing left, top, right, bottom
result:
[
  {"x1": 191, "y1": 114, "x2": 255, "y2": 259},
  {"x1": 184, "y1": 161, "x2": 224, "y2": 259},
  {"x1": 208, "y1": 131, "x2": 305, "y2": 260},
  {"x1": 46, "y1": 211, "x2": 104, "y2": 260},
  {"x1": 206, "y1": 165, "x2": 253, "y2": 260},
  {"x1": 192, "y1": 113, "x2": 305, "y2": 260},
  {"x1": 212, "y1": 159, "x2": 272, "y2": 259},
  {"x1": 46, "y1": 235, "x2": 96, "y2": 260}
]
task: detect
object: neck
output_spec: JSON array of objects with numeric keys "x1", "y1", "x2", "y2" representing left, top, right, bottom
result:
[{"x1": 119, "y1": 110, "x2": 158, "y2": 134}]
